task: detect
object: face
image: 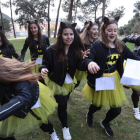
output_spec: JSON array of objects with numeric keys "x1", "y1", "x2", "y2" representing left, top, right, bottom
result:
[
  {"x1": 105, "y1": 23, "x2": 118, "y2": 44},
  {"x1": 30, "y1": 24, "x2": 38, "y2": 36},
  {"x1": 88, "y1": 25, "x2": 98, "y2": 39},
  {"x1": 62, "y1": 28, "x2": 74, "y2": 46}
]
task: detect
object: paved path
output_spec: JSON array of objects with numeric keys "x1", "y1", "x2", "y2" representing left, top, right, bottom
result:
[{"x1": 8, "y1": 37, "x2": 26, "y2": 40}]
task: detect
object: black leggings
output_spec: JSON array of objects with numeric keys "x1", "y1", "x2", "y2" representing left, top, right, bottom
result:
[
  {"x1": 88, "y1": 104, "x2": 121, "y2": 124},
  {"x1": 131, "y1": 89, "x2": 140, "y2": 108},
  {"x1": 55, "y1": 95, "x2": 68, "y2": 127},
  {"x1": 0, "y1": 137, "x2": 16, "y2": 140}
]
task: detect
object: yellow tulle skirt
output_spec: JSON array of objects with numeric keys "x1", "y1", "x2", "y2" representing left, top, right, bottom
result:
[
  {"x1": 82, "y1": 71, "x2": 127, "y2": 108},
  {"x1": 0, "y1": 81, "x2": 58, "y2": 138},
  {"x1": 45, "y1": 77, "x2": 77, "y2": 96},
  {"x1": 74, "y1": 69, "x2": 87, "y2": 82},
  {"x1": 123, "y1": 60, "x2": 140, "y2": 91}
]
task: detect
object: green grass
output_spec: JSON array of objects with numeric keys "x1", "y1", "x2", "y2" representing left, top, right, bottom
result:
[{"x1": 7, "y1": 39, "x2": 139, "y2": 140}]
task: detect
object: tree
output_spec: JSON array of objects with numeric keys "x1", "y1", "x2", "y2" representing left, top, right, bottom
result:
[
  {"x1": 106, "y1": 6, "x2": 125, "y2": 19},
  {"x1": 0, "y1": 1, "x2": 5, "y2": 31},
  {"x1": 54, "y1": 0, "x2": 62, "y2": 38},
  {"x1": 77, "y1": 0, "x2": 110, "y2": 22},
  {"x1": 0, "y1": 17, "x2": 10, "y2": 31},
  {"x1": 67, "y1": 0, "x2": 74, "y2": 22},
  {"x1": 62, "y1": 0, "x2": 81, "y2": 22},
  {"x1": 13, "y1": 0, "x2": 48, "y2": 27},
  {"x1": 133, "y1": 1, "x2": 140, "y2": 18}
]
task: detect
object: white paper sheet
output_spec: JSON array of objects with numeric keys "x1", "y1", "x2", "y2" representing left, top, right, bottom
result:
[
  {"x1": 95, "y1": 76, "x2": 116, "y2": 91},
  {"x1": 31, "y1": 98, "x2": 41, "y2": 109},
  {"x1": 64, "y1": 73, "x2": 73, "y2": 84},
  {"x1": 120, "y1": 59, "x2": 140, "y2": 85},
  {"x1": 36, "y1": 57, "x2": 42, "y2": 65}
]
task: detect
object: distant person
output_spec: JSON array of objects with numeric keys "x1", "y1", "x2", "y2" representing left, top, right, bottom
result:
[
  {"x1": 122, "y1": 33, "x2": 140, "y2": 121},
  {"x1": 0, "y1": 26, "x2": 21, "y2": 60},
  {"x1": 80, "y1": 21, "x2": 88, "y2": 34},
  {"x1": 20, "y1": 19, "x2": 50, "y2": 73}
]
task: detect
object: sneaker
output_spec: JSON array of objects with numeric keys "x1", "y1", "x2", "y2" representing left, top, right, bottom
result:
[
  {"x1": 50, "y1": 129, "x2": 59, "y2": 140},
  {"x1": 62, "y1": 127, "x2": 72, "y2": 140},
  {"x1": 100, "y1": 121, "x2": 114, "y2": 137},
  {"x1": 133, "y1": 107, "x2": 140, "y2": 120},
  {"x1": 86, "y1": 112, "x2": 94, "y2": 127}
]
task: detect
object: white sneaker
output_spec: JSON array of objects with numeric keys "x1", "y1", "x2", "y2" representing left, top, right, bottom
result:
[
  {"x1": 62, "y1": 127, "x2": 72, "y2": 140},
  {"x1": 50, "y1": 129, "x2": 59, "y2": 140},
  {"x1": 133, "y1": 107, "x2": 140, "y2": 120}
]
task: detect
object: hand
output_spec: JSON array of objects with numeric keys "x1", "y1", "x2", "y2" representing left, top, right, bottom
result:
[
  {"x1": 41, "y1": 68, "x2": 49, "y2": 80},
  {"x1": 88, "y1": 62, "x2": 100, "y2": 74},
  {"x1": 81, "y1": 49, "x2": 90, "y2": 59}
]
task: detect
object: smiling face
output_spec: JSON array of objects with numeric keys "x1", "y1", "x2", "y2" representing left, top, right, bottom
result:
[
  {"x1": 62, "y1": 28, "x2": 74, "y2": 47},
  {"x1": 88, "y1": 25, "x2": 98, "y2": 40},
  {"x1": 30, "y1": 23, "x2": 38, "y2": 36},
  {"x1": 105, "y1": 23, "x2": 118, "y2": 44}
]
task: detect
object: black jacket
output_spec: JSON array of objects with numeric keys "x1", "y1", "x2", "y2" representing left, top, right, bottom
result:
[
  {"x1": 21, "y1": 35, "x2": 50, "y2": 61},
  {"x1": 0, "y1": 43, "x2": 20, "y2": 59},
  {"x1": 39, "y1": 45, "x2": 87, "y2": 87},
  {"x1": 0, "y1": 81, "x2": 39, "y2": 121},
  {"x1": 83, "y1": 40, "x2": 140, "y2": 89}
]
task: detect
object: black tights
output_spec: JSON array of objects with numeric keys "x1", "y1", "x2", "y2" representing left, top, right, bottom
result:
[
  {"x1": 131, "y1": 89, "x2": 140, "y2": 108},
  {"x1": 0, "y1": 137, "x2": 16, "y2": 140},
  {"x1": 55, "y1": 95, "x2": 68, "y2": 128},
  {"x1": 88, "y1": 104, "x2": 121, "y2": 124},
  {"x1": 67, "y1": 81, "x2": 80, "y2": 100}
]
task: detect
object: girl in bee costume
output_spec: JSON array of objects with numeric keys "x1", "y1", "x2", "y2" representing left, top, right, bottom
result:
[
  {"x1": 81, "y1": 16, "x2": 140, "y2": 137},
  {"x1": 0, "y1": 57, "x2": 59, "y2": 140},
  {"x1": 20, "y1": 20, "x2": 50, "y2": 73},
  {"x1": 0, "y1": 26, "x2": 21, "y2": 60}
]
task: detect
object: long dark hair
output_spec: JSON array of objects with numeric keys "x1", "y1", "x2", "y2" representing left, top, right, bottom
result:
[
  {"x1": 0, "y1": 30, "x2": 17, "y2": 55},
  {"x1": 27, "y1": 19, "x2": 42, "y2": 48},
  {"x1": 100, "y1": 16, "x2": 125, "y2": 53},
  {"x1": 81, "y1": 21, "x2": 98, "y2": 46},
  {"x1": 55, "y1": 22, "x2": 85, "y2": 62}
]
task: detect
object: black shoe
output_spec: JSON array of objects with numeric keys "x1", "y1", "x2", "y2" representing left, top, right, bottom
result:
[
  {"x1": 86, "y1": 112, "x2": 94, "y2": 127},
  {"x1": 100, "y1": 121, "x2": 114, "y2": 137}
]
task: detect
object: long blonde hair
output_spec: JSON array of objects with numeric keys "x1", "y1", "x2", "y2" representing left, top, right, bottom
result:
[
  {"x1": 0, "y1": 57, "x2": 40, "y2": 83},
  {"x1": 100, "y1": 18, "x2": 125, "y2": 53},
  {"x1": 81, "y1": 21, "x2": 98, "y2": 46}
]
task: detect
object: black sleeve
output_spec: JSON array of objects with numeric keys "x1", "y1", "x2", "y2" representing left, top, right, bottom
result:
[
  {"x1": 0, "y1": 81, "x2": 32, "y2": 121},
  {"x1": 21, "y1": 38, "x2": 29, "y2": 61},
  {"x1": 124, "y1": 45, "x2": 140, "y2": 60},
  {"x1": 9, "y1": 44, "x2": 20, "y2": 59}
]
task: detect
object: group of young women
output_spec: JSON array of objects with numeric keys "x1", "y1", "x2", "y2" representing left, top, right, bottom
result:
[{"x1": 0, "y1": 16, "x2": 140, "y2": 140}]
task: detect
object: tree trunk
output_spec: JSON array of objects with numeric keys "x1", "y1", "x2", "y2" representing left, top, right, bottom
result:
[
  {"x1": 47, "y1": 0, "x2": 50, "y2": 38},
  {"x1": 67, "y1": 0, "x2": 74, "y2": 22},
  {"x1": 10, "y1": 0, "x2": 16, "y2": 38},
  {"x1": 0, "y1": 1, "x2": 5, "y2": 32},
  {"x1": 54, "y1": 0, "x2": 62, "y2": 38},
  {"x1": 74, "y1": 0, "x2": 78, "y2": 23},
  {"x1": 102, "y1": 0, "x2": 106, "y2": 22}
]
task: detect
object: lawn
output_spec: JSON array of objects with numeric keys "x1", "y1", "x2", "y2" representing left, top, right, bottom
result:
[{"x1": 8, "y1": 39, "x2": 140, "y2": 140}]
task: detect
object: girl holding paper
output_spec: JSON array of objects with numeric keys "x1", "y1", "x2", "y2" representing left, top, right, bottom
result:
[
  {"x1": 20, "y1": 19, "x2": 50, "y2": 73},
  {"x1": 0, "y1": 57, "x2": 59, "y2": 140},
  {"x1": 67, "y1": 21, "x2": 99, "y2": 101},
  {"x1": 39, "y1": 22, "x2": 88, "y2": 140},
  {"x1": 82, "y1": 16, "x2": 140, "y2": 137}
]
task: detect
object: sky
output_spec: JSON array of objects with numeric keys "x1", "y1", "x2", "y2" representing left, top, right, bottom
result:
[{"x1": 0, "y1": 0, "x2": 138, "y2": 28}]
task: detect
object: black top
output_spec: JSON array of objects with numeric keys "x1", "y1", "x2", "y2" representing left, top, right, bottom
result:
[
  {"x1": 21, "y1": 35, "x2": 50, "y2": 61},
  {"x1": 39, "y1": 45, "x2": 87, "y2": 87},
  {"x1": 0, "y1": 81, "x2": 39, "y2": 120},
  {"x1": 0, "y1": 43, "x2": 20, "y2": 59},
  {"x1": 104, "y1": 48, "x2": 120, "y2": 73},
  {"x1": 82, "y1": 40, "x2": 140, "y2": 89}
]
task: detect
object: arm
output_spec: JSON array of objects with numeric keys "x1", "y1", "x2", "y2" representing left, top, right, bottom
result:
[
  {"x1": 0, "y1": 81, "x2": 32, "y2": 121},
  {"x1": 20, "y1": 38, "x2": 29, "y2": 61}
]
